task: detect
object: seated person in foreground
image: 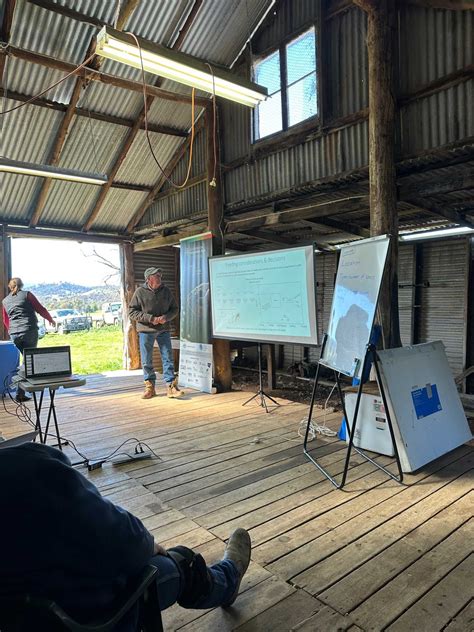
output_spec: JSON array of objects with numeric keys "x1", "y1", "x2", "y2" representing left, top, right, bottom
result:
[{"x1": 0, "y1": 442, "x2": 251, "y2": 630}]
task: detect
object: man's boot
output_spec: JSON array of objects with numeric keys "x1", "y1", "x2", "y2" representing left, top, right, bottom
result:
[
  {"x1": 142, "y1": 380, "x2": 156, "y2": 399},
  {"x1": 221, "y1": 528, "x2": 251, "y2": 606},
  {"x1": 167, "y1": 377, "x2": 184, "y2": 398}
]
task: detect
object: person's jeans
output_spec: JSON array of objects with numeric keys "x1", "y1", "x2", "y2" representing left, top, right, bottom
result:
[
  {"x1": 11, "y1": 330, "x2": 39, "y2": 398},
  {"x1": 139, "y1": 331, "x2": 175, "y2": 384},
  {"x1": 10, "y1": 329, "x2": 39, "y2": 354},
  {"x1": 148, "y1": 554, "x2": 240, "y2": 610}
]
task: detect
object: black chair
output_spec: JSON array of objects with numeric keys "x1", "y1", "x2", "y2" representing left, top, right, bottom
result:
[{"x1": 0, "y1": 565, "x2": 163, "y2": 632}]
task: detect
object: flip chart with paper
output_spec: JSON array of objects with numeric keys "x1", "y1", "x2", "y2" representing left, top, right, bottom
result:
[{"x1": 321, "y1": 235, "x2": 390, "y2": 377}]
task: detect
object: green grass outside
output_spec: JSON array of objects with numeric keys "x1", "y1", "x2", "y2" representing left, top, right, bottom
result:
[{"x1": 38, "y1": 325, "x2": 123, "y2": 375}]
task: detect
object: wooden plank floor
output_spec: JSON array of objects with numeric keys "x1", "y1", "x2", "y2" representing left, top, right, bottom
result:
[{"x1": 1, "y1": 372, "x2": 473, "y2": 631}]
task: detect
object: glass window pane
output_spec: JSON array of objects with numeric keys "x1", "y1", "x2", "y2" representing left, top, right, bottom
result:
[
  {"x1": 287, "y1": 74, "x2": 317, "y2": 127},
  {"x1": 286, "y1": 28, "x2": 316, "y2": 86},
  {"x1": 253, "y1": 50, "x2": 281, "y2": 95},
  {"x1": 255, "y1": 91, "x2": 283, "y2": 139}
]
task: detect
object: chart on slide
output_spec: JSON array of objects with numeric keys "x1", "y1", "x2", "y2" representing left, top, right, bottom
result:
[{"x1": 209, "y1": 246, "x2": 318, "y2": 345}]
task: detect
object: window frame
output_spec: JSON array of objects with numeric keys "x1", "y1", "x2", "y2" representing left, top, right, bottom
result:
[{"x1": 252, "y1": 23, "x2": 320, "y2": 145}]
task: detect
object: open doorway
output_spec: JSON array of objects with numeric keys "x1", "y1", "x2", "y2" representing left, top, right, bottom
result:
[{"x1": 9, "y1": 238, "x2": 123, "y2": 375}]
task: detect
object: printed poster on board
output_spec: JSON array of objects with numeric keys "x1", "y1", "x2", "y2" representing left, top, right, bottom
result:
[{"x1": 179, "y1": 232, "x2": 213, "y2": 393}]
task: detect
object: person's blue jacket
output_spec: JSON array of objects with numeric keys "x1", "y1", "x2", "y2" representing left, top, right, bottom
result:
[{"x1": 0, "y1": 443, "x2": 154, "y2": 629}]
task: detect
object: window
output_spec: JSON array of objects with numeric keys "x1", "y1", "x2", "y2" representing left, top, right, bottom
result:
[{"x1": 253, "y1": 27, "x2": 317, "y2": 141}]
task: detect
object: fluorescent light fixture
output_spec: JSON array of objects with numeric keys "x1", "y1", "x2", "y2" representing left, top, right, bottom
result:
[
  {"x1": 400, "y1": 226, "x2": 474, "y2": 241},
  {"x1": 95, "y1": 26, "x2": 268, "y2": 107},
  {"x1": 0, "y1": 158, "x2": 108, "y2": 185}
]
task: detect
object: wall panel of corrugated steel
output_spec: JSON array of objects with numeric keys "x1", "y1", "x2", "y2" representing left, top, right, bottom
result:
[
  {"x1": 399, "y1": 6, "x2": 473, "y2": 94},
  {"x1": 400, "y1": 80, "x2": 474, "y2": 155},
  {"x1": 252, "y1": 0, "x2": 316, "y2": 54},
  {"x1": 133, "y1": 246, "x2": 180, "y2": 372},
  {"x1": 417, "y1": 237, "x2": 469, "y2": 376},
  {"x1": 307, "y1": 251, "x2": 337, "y2": 364},
  {"x1": 224, "y1": 120, "x2": 368, "y2": 206},
  {"x1": 141, "y1": 182, "x2": 208, "y2": 229},
  {"x1": 326, "y1": 7, "x2": 368, "y2": 119},
  {"x1": 398, "y1": 243, "x2": 415, "y2": 346},
  {"x1": 0, "y1": 173, "x2": 39, "y2": 224}
]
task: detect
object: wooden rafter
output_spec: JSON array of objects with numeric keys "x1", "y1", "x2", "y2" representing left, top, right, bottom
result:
[
  {"x1": 299, "y1": 217, "x2": 371, "y2": 238},
  {"x1": 0, "y1": 0, "x2": 17, "y2": 81},
  {"x1": 28, "y1": 0, "x2": 142, "y2": 228},
  {"x1": 82, "y1": 0, "x2": 205, "y2": 233},
  {"x1": 404, "y1": 0, "x2": 474, "y2": 9},
  {"x1": 4, "y1": 46, "x2": 209, "y2": 107},
  {"x1": 242, "y1": 229, "x2": 299, "y2": 246},
  {"x1": 0, "y1": 88, "x2": 187, "y2": 136}
]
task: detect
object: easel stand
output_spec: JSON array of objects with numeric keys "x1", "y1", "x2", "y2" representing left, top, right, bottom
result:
[
  {"x1": 242, "y1": 342, "x2": 280, "y2": 413},
  {"x1": 304, "y1": 337, "x2": 403, "y2": 490}
]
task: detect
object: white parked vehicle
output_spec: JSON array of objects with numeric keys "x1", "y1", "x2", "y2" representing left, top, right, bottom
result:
[
  {"x1": 46, "y1": 309, "x2": 92, "y2": 334},
  {"x1": 102, "y1": 302, "x2": 122, "y2": 326}
]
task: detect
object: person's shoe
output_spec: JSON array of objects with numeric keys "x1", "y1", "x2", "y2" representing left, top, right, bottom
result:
[
  {"x1": 141, "y1": 380, "x2": 156, "y2": 399},
  {"x1": 221, "y1": 528, "x2": 251, "y2": 607},
  {"x1": 15, "y1": 392, "x2": 31, "y2": 403},
  {"x1": 167, "y1": 378, "x2": 184, "y2": 398}
]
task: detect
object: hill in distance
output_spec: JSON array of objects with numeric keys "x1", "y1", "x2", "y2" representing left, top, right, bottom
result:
[{"x1": 29, "y1": 282, "x2": 120, "y2": 313}]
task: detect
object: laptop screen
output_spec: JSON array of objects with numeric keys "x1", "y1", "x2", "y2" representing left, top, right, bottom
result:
[{"x1": 24, "y1": 346, "x2": 72, "y2": 379}]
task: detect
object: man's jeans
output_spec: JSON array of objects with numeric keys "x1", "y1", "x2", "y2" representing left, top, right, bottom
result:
[
  {"x1": 149, "y1": 554, "x2": 240, "y2": 610},
  {"x1": 139, "y1": 331, "x2": 175, "y2": 384}
]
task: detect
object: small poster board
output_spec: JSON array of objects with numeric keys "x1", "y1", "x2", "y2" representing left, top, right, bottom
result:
[
  {"x1": 321, "y1": 235, "x2": 390, "y2": 377},
  {"x1": 178, "y1": 340, "x2": 213, "y2": 394},
  {"x1": 377, "y1": 341, "x2": 472, "y2": 473}
]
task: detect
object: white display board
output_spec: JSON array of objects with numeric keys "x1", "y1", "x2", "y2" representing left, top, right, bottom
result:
[
  {"x1": 321, "y1": 235, "x2": 390, "y2": 377},
  {"x1": 209, "y1": 246, "x2": 318, "y2": 345},
  {"x1": 377, "y1": 341, "x2": 472, "y2": 473}
]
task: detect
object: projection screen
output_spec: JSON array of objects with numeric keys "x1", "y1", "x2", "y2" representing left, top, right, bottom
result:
[{"x1": 209, "y1": 245, "x2": 318, "y2": 345}]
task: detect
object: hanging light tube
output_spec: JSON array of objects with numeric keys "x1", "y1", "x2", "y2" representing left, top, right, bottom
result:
[
  {"x1": 0, "y1": 158, "x2": 108, "y2": 185},
  {"x1": 95, "y1": 26, "x2": 268, "y2": 107}
]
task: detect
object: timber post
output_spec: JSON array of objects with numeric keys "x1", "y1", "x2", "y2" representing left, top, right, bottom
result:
[
  {"x1": 206, "y1": 105, "x2": 232, "y2": 391},
  {"x1": 354, "y1": 0, "x2": 402, "y2": 348},
  {"x1": 120, "y1": 242, "x2": 140, "y2": 369},
  {"x1": 0, "y1": 226, "x2": 11, "y2": 341}
]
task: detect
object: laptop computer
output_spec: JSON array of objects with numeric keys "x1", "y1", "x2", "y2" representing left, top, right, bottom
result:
[{"x1": 23, "y1": 346, "x2": 78, "y2": 385}]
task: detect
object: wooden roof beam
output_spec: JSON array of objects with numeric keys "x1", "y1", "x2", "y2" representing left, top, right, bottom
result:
[
  {"x1": 4, "y1": 46, "x2": 209, "y2": 107},
  {"x1": 28, "y1": 1, "x2": 142, "y2": 228},
  {"x1": 83, "y1": 0, "x2": 204, "y2": 233},
  {"x1": 243, "y1": 229, "x2": 299, "y2": 247},
  {"x1": 299, "y1": 217, "x2": 370, "y2": 238},
  {"x1": 0, "y1": 88, "x2": 187, "y2": 137},
  {"x1": 0, "y1": 0, "x2": 17, "y2": 80},
  {"x1": 404, "y1": 0, "x2": 474, "y2": 9}
]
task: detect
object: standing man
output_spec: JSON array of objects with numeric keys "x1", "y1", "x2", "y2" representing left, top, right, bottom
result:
[{"x1": 129, "y1": 267, "x2": 183, "y2": 400}]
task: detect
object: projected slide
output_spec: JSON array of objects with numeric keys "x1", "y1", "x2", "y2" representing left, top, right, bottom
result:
[{"x1": 209, "y1": 246, "x2": 318, "y2": 345}]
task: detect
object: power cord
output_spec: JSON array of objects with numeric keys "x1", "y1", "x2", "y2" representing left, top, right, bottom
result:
[{"x1": 298, "y1": 382, "x2": 338, "y2": 440}]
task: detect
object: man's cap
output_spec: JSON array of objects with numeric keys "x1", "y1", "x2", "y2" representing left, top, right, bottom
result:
[{"x1": 144, "y1": 267, "x2": 162, "y2": 279}]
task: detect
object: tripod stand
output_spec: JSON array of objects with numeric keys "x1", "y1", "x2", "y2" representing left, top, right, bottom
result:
[{"x1": 242, "y1": 343, "x2": 280, "y2": 413}]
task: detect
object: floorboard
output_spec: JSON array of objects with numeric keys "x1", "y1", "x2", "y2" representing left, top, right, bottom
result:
[{"x1": 1, "y1": 371, "x2": 472, "y2": 631}]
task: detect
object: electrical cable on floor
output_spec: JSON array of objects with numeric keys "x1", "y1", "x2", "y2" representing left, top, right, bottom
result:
[{"x1": 298, "y1": 382, "x2": 338, "y2": 440}]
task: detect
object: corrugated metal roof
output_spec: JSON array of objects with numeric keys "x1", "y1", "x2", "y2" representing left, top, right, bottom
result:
[
  {"x1": 38, "y1": 180, "x2": 101, "y2": 228},
  {"x1": 114, "y1": 131, "x2": 183, "y2": 186},
  {"x1": 92, "y1": 188, "x2": 149, "y2": 232},
  {"x1": 0, "y1": 172, "x2": 39, "y2": 224},
  {"x1": 2, "y1": 97, "x2": 63, "y2": 162},
  {"x1": 57, "y1": 116, "x2": 130, "y2": 173}
]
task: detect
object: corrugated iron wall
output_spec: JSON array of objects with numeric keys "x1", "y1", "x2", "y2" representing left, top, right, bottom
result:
[
  {"x1": 140, "y1": 127, "x2": 208, "y2": 228},
  {"x1": 217, "y1": 1, "x2": 472, "y2": 209},
  {"x1": 416, "y1": 238, "x2": 469, "y2": 377}
]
